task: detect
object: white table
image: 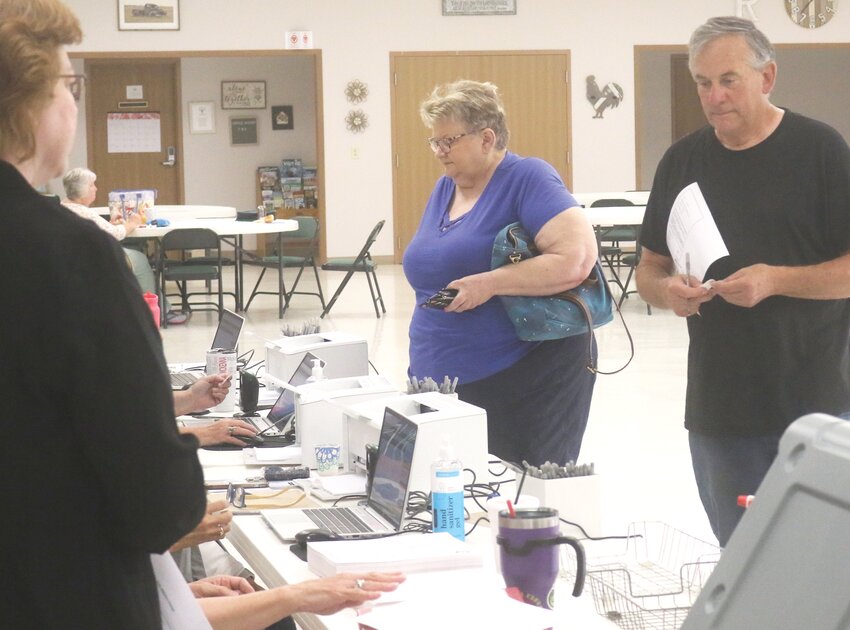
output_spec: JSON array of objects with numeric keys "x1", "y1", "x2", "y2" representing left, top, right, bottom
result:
[
  {"x1": 583, "y1": 205, "x2": 645, "y2": 227},
  {"x1": 129, "y1": 218, "x2": 297, "y2": 315},
  {"x1": 228, "y1": 515, "x2": 618, "y2": 630},
  {"x1": 572, "y1": 191, "x2": 650, "y2": 208},
  {"x1": 91, "y1": 204, "x2": 237, "y2": 220}
]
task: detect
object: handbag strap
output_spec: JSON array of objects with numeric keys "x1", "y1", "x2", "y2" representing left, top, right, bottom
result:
[{"x1": 569, "y1": 266, "x2": 634, "y2": 375}]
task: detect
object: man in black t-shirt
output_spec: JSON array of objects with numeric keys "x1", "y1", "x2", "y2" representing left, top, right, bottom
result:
[{"x1": 636, "y1": 17, "x2": 850, "y2": 546}]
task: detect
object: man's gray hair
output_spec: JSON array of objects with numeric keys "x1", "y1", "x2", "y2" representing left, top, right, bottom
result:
[
  {"x1": 419, "y1": 80, "x2": 510, "y2": 150},
  {"x1": 688, "y1": 16, "x2": 776, "y2": 72},
  {"x1": 62, "y1": 167, "x2": 96, "y2": 200}
]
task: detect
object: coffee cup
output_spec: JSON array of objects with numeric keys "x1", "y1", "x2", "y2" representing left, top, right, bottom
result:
[
  {"x1": 497, "y1": 507, "x2": 585, "y2": 609},
  {"x1": 486, "y1": 494, "x2": 540, "y2": 572},
  {"x1": 314, "y1": 443, "x2": 341, "y2": 476}
]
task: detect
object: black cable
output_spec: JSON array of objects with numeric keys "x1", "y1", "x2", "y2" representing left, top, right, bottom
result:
[
  {"x1": 245, "y1": 358, "x2": 265, "y2": 373},
  {"x1": 238, "y1": 348, "x2": 254, "y2": 367},
  {"x1": 465, "y1": 516, "x2": 489, "y2": 537},
  {"x1": 331, "y1": 494, "x2": 367, "y2": 507},
  {"x1": 368, "y1": 359, "x2": 380, "y2": 375},
  {"x1": 488, "y1": 463, "x2": 509, "y2": 477},
  {"x1": 558, "y1": 516, "x2": 642, "y2": 542},
  {"x1": 514, "y1": 465, "x2": 528, "y2": 504}
]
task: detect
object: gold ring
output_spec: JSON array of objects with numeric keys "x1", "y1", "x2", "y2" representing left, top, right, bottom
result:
[
  {"x1": 228, "y1": 426, "x2": 235, "y2": 435},
  {"x1": 218, "y1": 525, "x2": 225, "y2": 539},
  {"x1": 355, "y1": 578, "x2": 365, "y2": 589}
]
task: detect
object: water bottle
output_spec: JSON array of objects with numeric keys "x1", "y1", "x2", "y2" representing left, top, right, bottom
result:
[
  {"x1": 142, "y1": 292, "x2": 160, "y2": 328},
  {"x1": 431, "y1": 435, "x2": 465, "y2": 541}
]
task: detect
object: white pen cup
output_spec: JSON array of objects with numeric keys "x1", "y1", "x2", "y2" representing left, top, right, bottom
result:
[
  {"x1": 315, "y1": 443, "x2": 342, "y2": 476},
  {"x1": 486, "y1": 494, "x2": 540, "y2": 573}
]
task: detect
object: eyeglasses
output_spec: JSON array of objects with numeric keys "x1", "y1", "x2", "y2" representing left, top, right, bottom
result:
[
  {"x1": 58, "y1": 74, "x2": 86, "y2": 102},
  {"x1": 426, "y1": 131, "x2": 477, "y2": 154},
  {"x1": 226, "y1": 483, "x2": 246, "y2": 509}
]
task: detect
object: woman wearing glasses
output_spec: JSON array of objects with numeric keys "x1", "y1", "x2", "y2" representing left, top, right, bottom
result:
[
  {"x1": 0, "y1": 2, "x2": 403, "y2": 628},
  {"x1": 403, "y1": 80, "x2": 599, "y2": 467},
  {"x1": 0, "y1": 0, "x2": 208, "y2": 627}
]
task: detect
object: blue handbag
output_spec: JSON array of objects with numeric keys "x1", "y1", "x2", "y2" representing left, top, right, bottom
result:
[{"x1": 492, "y1": 222, "x2": 630, "y2": 373}]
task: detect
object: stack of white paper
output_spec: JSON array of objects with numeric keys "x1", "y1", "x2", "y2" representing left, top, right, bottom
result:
[
  {"x1": 307, "y1": 532, "x2": 482, "y2": 577},
  {"x1": 355, "y1": 569, "x2": 556, "y2": 630}
]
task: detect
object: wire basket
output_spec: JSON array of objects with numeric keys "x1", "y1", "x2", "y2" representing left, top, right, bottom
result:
[{"x1": 563, "y1": 521, "x2": 720, "y2": 630}]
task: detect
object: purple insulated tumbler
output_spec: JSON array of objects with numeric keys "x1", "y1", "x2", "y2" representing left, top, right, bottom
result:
[{"x1": 497, "y1": 507, "x2": 586, "y2": 610}]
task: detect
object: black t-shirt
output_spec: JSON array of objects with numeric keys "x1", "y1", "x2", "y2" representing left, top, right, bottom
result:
[{"x1": 642, "y1": 110, "x2": 850, "y2": 436}]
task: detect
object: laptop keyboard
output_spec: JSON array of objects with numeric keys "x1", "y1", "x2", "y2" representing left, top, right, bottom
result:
[
  {"x1": 305, "y1": 508, "x2": 372, "y2": 534},
  {"x1": 170, "y1": 372, "x2": 200, "y2": 388}
]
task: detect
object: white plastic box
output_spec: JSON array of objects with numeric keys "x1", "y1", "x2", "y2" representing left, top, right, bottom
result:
[{"x1": 521, "y1": 473, "x2": 603, "y2": 538}]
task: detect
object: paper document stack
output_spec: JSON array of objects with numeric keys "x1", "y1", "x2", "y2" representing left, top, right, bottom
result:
[{"x1": 307, "y1": 532, "x2": 482, "y2": 577}]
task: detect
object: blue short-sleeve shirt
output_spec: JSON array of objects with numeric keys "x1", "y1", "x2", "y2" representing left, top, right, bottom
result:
[{"x1": 402, "y1": 152, "x2": 578, "y2": 383}]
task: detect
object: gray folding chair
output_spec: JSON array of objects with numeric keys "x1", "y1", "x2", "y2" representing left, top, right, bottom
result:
[{"x1": 320, "y1": 220, "x2": 386, "y2": 319}]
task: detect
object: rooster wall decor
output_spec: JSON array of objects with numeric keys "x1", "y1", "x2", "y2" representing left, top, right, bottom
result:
[{"x1": 586, "y1": 75, "x2": 624, "y2": 119}]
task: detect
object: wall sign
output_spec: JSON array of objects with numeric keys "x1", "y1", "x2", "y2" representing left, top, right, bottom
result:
[
  {"x1": 221, "y1": 81, "x2": 267, "y2": 110},
  {"x1": 442, "y1": 0, "x2": 516, "y2": 16},
  {"x1": 230, "y1": 116, "x2": 258, "y2": 145}
]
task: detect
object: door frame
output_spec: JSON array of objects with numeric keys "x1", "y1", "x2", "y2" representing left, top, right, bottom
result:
[{"x1": 70, "y1": 49, "x2": 327, "y2": 260}]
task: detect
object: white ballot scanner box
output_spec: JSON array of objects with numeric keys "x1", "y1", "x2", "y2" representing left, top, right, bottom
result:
[
  {"x1": 265, "y1": 332, "x2": 368, "y2": 387},
  {"x1": 295, "y1": 375, "x2": 398, "y2": 469},
  {"x1": 345, "y1": 392, "x2": 489, "y2": 496}
]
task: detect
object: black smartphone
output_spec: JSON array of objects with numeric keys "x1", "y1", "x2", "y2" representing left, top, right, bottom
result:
[{"x1": 420, "y1": 288, "x2": 458, "y2": 309}]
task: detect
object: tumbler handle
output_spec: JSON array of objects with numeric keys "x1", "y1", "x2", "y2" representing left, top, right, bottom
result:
[{"x1": 555, "y1": 536, "x2": 586, "y2": 597}]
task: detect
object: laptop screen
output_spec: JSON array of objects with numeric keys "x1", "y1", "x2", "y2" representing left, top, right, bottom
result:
[
  {"x1": 210, "y1": 309, "x2": 245, "y2": 351},
  {"x1": 368, "y1": 407, "x2": 418, "y2": 530},
  {"x1": 266, "y1": 352, "x2": 325, "y2": 425}
]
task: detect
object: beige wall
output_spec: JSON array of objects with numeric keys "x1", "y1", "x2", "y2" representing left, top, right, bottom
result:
[{"x1": 61, "y1": 0, "x2": 850, "y2": 257}]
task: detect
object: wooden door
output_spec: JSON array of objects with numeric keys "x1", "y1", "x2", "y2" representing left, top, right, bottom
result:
[
  {"x1": 86, "y1": 59, "x2": 183, "y2": 206},
  {"x1": 670, "y1": 54, "x2": 706, "y2": 142},
  {"x1": 390, "y1": 52, "x2": 571, "y2": 262}
]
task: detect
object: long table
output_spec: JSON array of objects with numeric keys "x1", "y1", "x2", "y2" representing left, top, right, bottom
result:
[
  {"x1": 583, "y1": 205, "x2": 645, "y2": 227},
  {"x1": 228, "y1": 512, "x2": 618, "y2": 630},
  {"x1": 128, "y1": 217, "x2": 298, "y2": 315}
]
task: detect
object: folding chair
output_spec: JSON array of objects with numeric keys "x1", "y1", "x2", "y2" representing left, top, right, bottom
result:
[
  {"x1": 158, "y1": 228, "x2": 223, "y2": 327},
  {"x1": 244, "y1": 216, "x2": 326, "y2": 318},
  {"x1": 320, "y1": 220, "x2": 386, "y2": 319}
]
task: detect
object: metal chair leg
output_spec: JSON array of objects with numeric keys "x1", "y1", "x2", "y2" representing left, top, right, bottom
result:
[{"x1": 320, "y1": 270, "x2": 356, "y2": 318}]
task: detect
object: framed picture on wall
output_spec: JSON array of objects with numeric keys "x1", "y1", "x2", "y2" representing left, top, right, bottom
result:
[
  {"x1": 221, "y1": 81, "x2": 267, "y2": 110},
  {"x1": 271, "y1": 105, "x2": 294, "y2": 130},
  {"x1": 118, "y1": 1, "x2": 180, "y2": 30},
  {"x1": 188, "y1": 101, "x2": 215, "y2": 134},
  {"x1": 230, "y1": 116, "x2": 258, "y2": 145}
]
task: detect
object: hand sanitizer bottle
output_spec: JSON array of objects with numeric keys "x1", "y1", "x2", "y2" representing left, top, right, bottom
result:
[
  {"x1": 306, "y1": 359, "x2": 325, "y2": 383},
  {"x1": 431, "y1": 435, "x2": 465, "y2": 541}
]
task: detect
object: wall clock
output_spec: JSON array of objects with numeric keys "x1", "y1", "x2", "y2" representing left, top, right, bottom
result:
[{"x1": 784, "y1": 0, "x2": 836, "y2": 29}]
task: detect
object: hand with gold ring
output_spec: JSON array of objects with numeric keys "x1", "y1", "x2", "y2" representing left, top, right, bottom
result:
[
  {"x1": 280, "y1": 572, "x2": 405, "y2": 615},
  {"x1": 182, "y1": 419, "x2": 259, "y2": 447},
  {"x1": 169, "y1": 499, "x2": 233, "y2": 552}
]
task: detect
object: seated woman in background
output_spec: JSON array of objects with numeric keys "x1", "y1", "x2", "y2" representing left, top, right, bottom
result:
[{"x1": 61, "y1": 167, "x2": 190, "y2": 325}]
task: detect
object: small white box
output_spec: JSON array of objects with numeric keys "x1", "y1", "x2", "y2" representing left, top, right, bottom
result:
[{"x1": 522, "y1": 474, "x2": 603, "y2": 538}]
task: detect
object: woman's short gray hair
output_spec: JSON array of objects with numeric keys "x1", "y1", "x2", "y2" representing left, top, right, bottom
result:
[
  {"x1": 419, "y1": 80, "x2": 510, "y2": 150},
  {"x1": 688, "y1": 16, "x2": 775, "y2": 72},
  {"x1": 62, "y1": 167, "x2": 96, "y2": 200}
]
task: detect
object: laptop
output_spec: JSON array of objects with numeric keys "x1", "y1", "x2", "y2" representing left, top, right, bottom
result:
[
  {"x1": 245, "y1": 352, "x2": 325, "y2": 436},
  {"x1": 169, "y1": 309, "x2": 245, "y2": 389},
  {"x1": 262, "y1": 406, "x2": 418, "y2": 540}
]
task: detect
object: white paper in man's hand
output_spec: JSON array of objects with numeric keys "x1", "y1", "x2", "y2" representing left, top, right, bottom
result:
[{"x1": 666, "y1": 182, "x2": 729, "y2": 282}]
